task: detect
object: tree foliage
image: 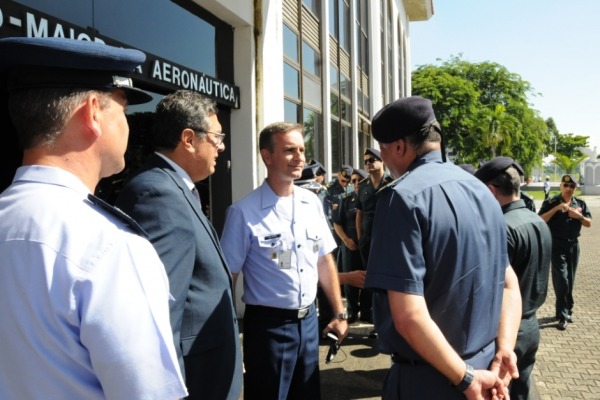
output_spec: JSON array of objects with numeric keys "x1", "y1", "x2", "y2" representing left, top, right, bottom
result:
[{"x1": 412, "y1": 55, "x2": 549, "y2": 175}]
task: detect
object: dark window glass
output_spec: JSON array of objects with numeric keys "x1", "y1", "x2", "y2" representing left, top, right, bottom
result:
[
  {"x1": 284, "y1": 62, "x2": 300, "y2": 99},
  {"x1": 302, "y1": 41, "x2": 321, "y2": 77},
  {"x1": 283, "y1": 24, "x2": 299, "y2": 63},
  {"x1": 285, "y1": 99, "x2": 300, "y2": 123},
  {"x1": 330, "y1": 119, "x2": 341, "y2": 170},
  {"x1": 341, "y1": 99, "x2": 351, "y2": 122},
  {"x1": 15, "y1": 0, "x2": 92, "y2": 27},
  {"x1": 15, "y1": 0, "x2": 216, "y2": 77},
  {"x1": 303, "y1": 108, "x2": 321, "y2": 161},
  {"x1": 94, "y1": 0, "x2": 216, "y2": 76},
  {"x1": 330, "y1": 92, "x2": 340, "y2": 116}
]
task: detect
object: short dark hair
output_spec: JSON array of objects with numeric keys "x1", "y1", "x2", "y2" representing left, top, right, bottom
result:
[
  {"x1": 152, "y1": 90, "x2": 217, "y2": 150},
  {"x1": 259, "y1": 121, "x2": 303, "y2": 152},
  {"x1": 9, "y1": 88, "x2": 111, "y2": 149},
  {"x1": 487, "y1": 166, "x2": 521, "y2": 196}
]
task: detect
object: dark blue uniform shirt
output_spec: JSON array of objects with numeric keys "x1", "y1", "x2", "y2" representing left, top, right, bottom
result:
[{"x1": 365, "y1": 150, "x2": 508, "y2": 367}]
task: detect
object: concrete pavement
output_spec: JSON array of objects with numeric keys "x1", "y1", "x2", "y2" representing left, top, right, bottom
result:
[{"x1": 318, "y1": 196, "x2": 600, "y2": 399}]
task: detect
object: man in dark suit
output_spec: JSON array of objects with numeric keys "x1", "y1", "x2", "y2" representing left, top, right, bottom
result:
[{"x1": 116, "y1": 90, "x2": 242, "y2": 400}]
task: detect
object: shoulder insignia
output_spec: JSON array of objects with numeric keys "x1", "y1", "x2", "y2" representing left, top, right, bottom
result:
[
  {"x1": 378, "y1": 171, "x2": 410, "y2": 194},
  {"x1": 87, "y1": 194, "x2": 148, "y2": 238}
]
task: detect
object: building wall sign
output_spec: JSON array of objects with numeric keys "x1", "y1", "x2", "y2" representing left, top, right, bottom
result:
[{"x1": 0, "y1": 2, "x2": 240, "y2": 108}]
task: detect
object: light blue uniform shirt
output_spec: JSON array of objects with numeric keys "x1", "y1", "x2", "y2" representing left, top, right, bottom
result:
[
  {"x1": 221, "y1": 180, "x2": 336, "y2": 309},
  {"x1": 0, "y1": 166, "x2": 187, "y2": 400}
]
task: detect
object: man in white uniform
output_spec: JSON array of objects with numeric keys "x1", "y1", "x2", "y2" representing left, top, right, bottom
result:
[{"x1": 0, "y1": 37, "x2": 187, "y2": 399}]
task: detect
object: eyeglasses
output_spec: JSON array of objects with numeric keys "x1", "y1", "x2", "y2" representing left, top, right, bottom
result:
[
  {"x1": 363, "y1": 157, "x2": 380, "y2": 165},
  {"x1": 563, "y1": 183, "x2": 576, "y2": 189},
  {"x1": 351, "y1": 178, "x2": 360, "y2": 184},
  {"x1": 193, "y1": 130, "x2": 226, "y2": 146}
]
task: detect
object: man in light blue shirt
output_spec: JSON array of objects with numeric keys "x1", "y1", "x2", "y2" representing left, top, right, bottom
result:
[
  {"x1": 221, "y1": 121, "x2": 348, "y2": 399},
  {"x1": 0, "y1": 37, "x2": 186, "y2": 399}
]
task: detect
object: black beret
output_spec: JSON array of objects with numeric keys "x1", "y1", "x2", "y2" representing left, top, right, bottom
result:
[
  {"x1": 0, "y1": 37, "x2": 151, "y2": 105},
  {"x1": 474, "y1": 156, "x2": 522, "y2": 183},
  {"x1": 353, "y1": 169, "x2": 368, "y2": 179},
  {"x1": 561, "y1": 174, "x2": 577, "y2": 185},
  {"x1": 364, "y1": 147, "x2": 381, "y2": 160},
  {"x1": 339, "y1": 164, "x2": 353, "y2": 178},
  {"x1": 371, "y1": 96, "x2": 437, "y2": 143}
]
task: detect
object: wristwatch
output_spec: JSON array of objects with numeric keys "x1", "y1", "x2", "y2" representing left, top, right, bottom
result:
[
  {"x1": 334, "y1": 311, "x2": 348, "y2": 320},
  {"x1": 454, "y1": 364, "x2": 474, "y2": 392}
]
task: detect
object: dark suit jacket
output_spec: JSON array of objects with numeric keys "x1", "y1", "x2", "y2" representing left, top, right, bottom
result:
[{"x1": 116, "y1": 154, "x2": 242, "y2": 400}]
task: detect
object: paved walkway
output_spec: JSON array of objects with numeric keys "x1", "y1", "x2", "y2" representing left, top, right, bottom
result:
[{"x1": 319, "y1": 196, "x2": 600, "y2": 399}]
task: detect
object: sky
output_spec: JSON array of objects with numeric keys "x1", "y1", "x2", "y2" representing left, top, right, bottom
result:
[{"x1": 409, "y1": 0, "x2": 600, "y2": 153}]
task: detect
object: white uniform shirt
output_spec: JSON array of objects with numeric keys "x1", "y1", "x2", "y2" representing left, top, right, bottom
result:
[
  {"x1": 220, "y1": 180, "x2": 336, "y2": 309},
  {"x1": 0, "y1": 166, "x2": 187, "y2": 400}
]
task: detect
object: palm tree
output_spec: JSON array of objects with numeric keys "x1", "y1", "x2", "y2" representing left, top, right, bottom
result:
[{"x1": 552, "y1": 153, "x2": 588, "y2": 175}]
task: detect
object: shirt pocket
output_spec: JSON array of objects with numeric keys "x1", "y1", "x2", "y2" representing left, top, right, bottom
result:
[
  {"x1": 257, "y1": 232, "x2": 284, "y2": 263},
  {"x1": 305, "y1": 227, "x2": 323, "y2": 254}
]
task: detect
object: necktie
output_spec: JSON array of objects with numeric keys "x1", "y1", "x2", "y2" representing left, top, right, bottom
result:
[{"x1": 191, "y1": 186, "x2": 202, "y2": 208}]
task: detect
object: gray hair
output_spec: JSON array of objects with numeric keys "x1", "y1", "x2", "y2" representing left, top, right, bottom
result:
[{"x1": 152, "y1": 90, "x2": 218, "y2": 151}]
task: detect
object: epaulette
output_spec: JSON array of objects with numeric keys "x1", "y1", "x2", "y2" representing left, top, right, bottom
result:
[
  {"x1": 87, "y1": 194, "x2": 149, "y2": 238},
  {"x1": 546, "y1": 194, "x2": 562, "y2": 206},
  {"x1": 341, "y1": 192, "x2": 352, "y2": 199},
  {"x1": 377, "y1": 171, "x2": 410, "y2": 194},
  {"x1": 325, "y1": 181, "x2": 335, "y2": 189}
]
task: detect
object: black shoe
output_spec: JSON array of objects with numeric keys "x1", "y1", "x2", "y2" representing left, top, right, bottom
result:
[
  {"x1": 557, "y1": 320, "x2": 568, "y2": 331},
  {"x1": 368, "y1": 329, "x2": 378, "y2": 339}
]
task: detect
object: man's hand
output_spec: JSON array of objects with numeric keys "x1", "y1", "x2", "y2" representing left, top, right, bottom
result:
[
  {"x1": 489, "y1": 348, "x2": 519, "y2": 387},
  {"x1": 463, "y1": 369, "x2": 510, "y2": 400},
  {"x1": 323, "y1": 318, "x2": 348, "y2": 343},
  {"x1": 338, "y1": 270, "x2": 366, "y2": 288},
  {"x1": 343, "y1": 237, "x2": 358, "y2": 251}
]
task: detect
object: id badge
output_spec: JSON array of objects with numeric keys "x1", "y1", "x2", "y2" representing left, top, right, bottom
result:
[{"x1": 278, "y1": 249, "x2": 292, "y2": 269}]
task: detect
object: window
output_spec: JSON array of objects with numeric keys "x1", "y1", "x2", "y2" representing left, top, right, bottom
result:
[
  {"x1": 284, "y1": 62, "x2": 300, "y2": 98},
  {"x1": 302, "y1": 42, "x2": 321, "y2": 77},
  {"x1": 283, "y1": 2, "x2": 323, "y2": 164},
  {"x1": 284, "y1": 24, "x2": 299, "y2": 62},
  {"x1": 303, "y1": 0, "x2": 321, "y2": 18}
]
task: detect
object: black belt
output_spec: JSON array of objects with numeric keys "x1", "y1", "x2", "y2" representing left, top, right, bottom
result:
[
  {"x1": 391, "y1": 353, "x2": 423, "y2": 366},
  {"x1": 245, "y1": 304, "x2": 312, "y2": 320}
]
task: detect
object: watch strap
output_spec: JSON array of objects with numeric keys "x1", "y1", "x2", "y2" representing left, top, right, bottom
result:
[{"x1": 454, "y1": 364, "x2": 474, "y2": 392}]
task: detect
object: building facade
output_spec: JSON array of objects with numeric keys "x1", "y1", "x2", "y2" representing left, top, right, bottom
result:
[{"x1": 0, "y1": 0, "x2": 433, "y2": 231}]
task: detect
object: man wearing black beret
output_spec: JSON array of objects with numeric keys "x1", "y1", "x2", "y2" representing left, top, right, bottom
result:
[
  {"x1": 0, "y1": 37, "x2": 186, "y2": 399},
  {"x1": 364, "y1": 96, "x2": 521, "y2": 399},
  {"x1": 539, "y1": 174, "x2": 592, "y2": 331},
  {"x1": 476, "y1": 156, "x2": 552, "y2": 399}
]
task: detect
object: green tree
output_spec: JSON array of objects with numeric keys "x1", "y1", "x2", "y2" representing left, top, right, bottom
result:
[
  {"x1": 552, "y1": 153, "x2": 588, "y2": 175},
  {"x1": 412, "y1": 56, "x2": 548, "y2": 171},
  {"x1": 556, "y1": 133, "x2": 588, "y2": 158}
]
